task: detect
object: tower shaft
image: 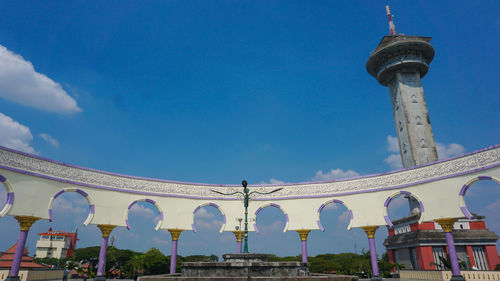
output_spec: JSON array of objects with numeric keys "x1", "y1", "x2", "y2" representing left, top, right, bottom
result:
[{"x1": 389, "y1": 71, "x2": 438, "y2": 168}]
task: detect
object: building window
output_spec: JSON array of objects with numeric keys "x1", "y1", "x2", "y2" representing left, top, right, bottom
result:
[
  {"x1": 472, "y1": 246, "x2": 489, "y2": 270},
  {"x1": 432, "y1": 246, "x2": 447, "y2": 270},
  {"x1": 410, "y1": 248, "x2": 419, "y2": 270}
]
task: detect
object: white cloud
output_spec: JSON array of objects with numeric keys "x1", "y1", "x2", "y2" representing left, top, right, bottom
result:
[
  {"x1": 312, "y1": 169, "x2": 360, "y2": 181},
  {"x1": 194, "y1": 207, "x2": 224, "y2": 231},
  {"x1": 257, "y1": 220, "x2": 284, "y2": 236},
  {"x1": 384, "y1": 154, "x2": 403, "y2": 170},
  {"x1": 152, "y1": 236, "x2": 170, "y2": 247},
  {"x1": 196, "y1": 207, "x2": 215, "y2": 219},
  {"x1": 130, "y1": 204, "x2": 160, "y2": 223},
  {"x1": 0, "y1": 112, "x2": 36, "y2": 154},
  {"x1": 259, "y1": 178, "x2": 287, "y2": 185},
  {"x1": 0, "y1": 45, "x2": 81, "y2": 114},
  {"x1": 195, "y1": 218, "x2": 223, "y2": 231},
  {"x1": 387, "y1": 135, "x2": 399, "y2": 153},
  {"x1": 337, "y1": 211, "x2": 351, "y2": 228},
  {"x1": 52, "y1": 196, "x2": 89, "y2": 217},
  {"x1": 436, "y1": 143, "x2": 465, "y2": 159},
  {"x1": 39, "y1": 133, "x2": 59, "y2": 147},
  {"x1": 383, "y1": 135, "x2": 466, "y2": 170}
]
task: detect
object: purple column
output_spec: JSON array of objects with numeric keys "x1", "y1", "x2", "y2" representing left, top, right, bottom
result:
[
  {"x1": 301, "y1": 240, "x2": 308, "y2": 263},
  {"x1": 168, "y1": 229, "x2": 182, "y2": 274},
  {"x1": 237, "y1": 241, "x2": 242, "y2": 254},
  {"x1": 170, "y1": 240, "x2": 178, "y2": 274},
  {"x1": 297, "y1": 230, "x2": 310, "y2": 263},
  {"x1": 97, "y1": 236, "x2": 109, "y2": 276},
  {"x1": 368, "y1": 237, "x2": 380, "y2": 277},
  {"x1": 9, "y1": 230, "x2": 28, "y2": 277},
  {"x1": 446, "y1": 232, "x2": 461, "y2": 276}
]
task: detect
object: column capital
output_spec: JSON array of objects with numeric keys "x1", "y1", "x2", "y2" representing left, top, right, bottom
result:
[
  {"x1": 361, "y1": 225, "x2": 379, "y2": 239},
  {"x1": 168, "y1": 229, "x2": 183, "y2": 241},
  {"x1": 232, "y1": 230, "x2": 243, "y2": 242},
  {"x1": 296, "y1": 229, "x2": 311, "y2": 241},
  {"x1": 97, "y1": 224, "x2": 116, "y2": 238},
  {"x1": 435, "y1": 218, "x2": 457, "y2": 233},
  {"x1": 14, "y1": 216, "x2": 40, "y2": 231}
]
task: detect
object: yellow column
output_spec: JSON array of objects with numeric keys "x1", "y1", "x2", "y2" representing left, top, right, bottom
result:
[{"x1": 232, "y1": 230, "x2": 243, "y2": 253}]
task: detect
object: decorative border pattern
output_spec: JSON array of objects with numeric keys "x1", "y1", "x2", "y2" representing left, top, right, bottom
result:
[
  {"x1": 316, "y1": 199, "x2": 354, "y2": 231},
  {"x1": 0, "y1": 145, "x2": 498, "y2": 199},
  {"x1": 459, "y1": 176, "x2": 500, "y2": 219},
  {"x1": 383, "y1": 191, "x2": 425, "y2": 227},
  {"x1": 192, "y1": 202, "x2": 226, "y2": 233},
  {"x1": 47, "y1": 188, "x2": 95, "y2": 226},
  {"x1": 254, "y1": 203, "x2": 289, "y2": 233},
  {"x1": 125, "y1": 198, "x2": 164, "y2": 231}
]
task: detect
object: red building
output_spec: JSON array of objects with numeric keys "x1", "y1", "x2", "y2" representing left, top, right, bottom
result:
[{"x1": 385, "y1": 214, "x2": 500, "y2": 270}]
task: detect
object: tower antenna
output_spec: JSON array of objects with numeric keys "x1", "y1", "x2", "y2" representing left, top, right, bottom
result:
[{"x1": 386, "y1": 5, "x2": 397, "y2": 35}]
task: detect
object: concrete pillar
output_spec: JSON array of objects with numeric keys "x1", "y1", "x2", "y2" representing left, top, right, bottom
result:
[
  {"x1": 95, "y1": 224, "x2": 116, "y2": 281},
  {"x1": 484, "y1": 245, "x2": 500, "y2": 270},
  {"x1": 435, "y1": 218, "x2": 465, "y2": 281},
  {"x1": 296, "y1": 230, "x2": 311, "y2": 263},
  {"x1": 465, "y1": 246, "x2": 475, "y2": 269},
  {"x1": 417, "y1": 246, "x2": 435, "y2": 270},
  {"x1": 168, "y1": 229, "x2": 183, "y2": 274},
  {"x1": 361, "y1": 226, "x2": 382, "y2": 281},
  {"x1": 232, "y1": 230, "x2": 243, "y2": 254},
  {"x1": 6, "y1": 216, "x2": 40, "y2": 281}
]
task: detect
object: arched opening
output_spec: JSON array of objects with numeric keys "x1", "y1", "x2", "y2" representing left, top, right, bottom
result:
[
  {"x1": 384, "y1": 191, "x2": 425, "y2": 271},
  {"x1": 41, "y1": 190, "x2": 93, "y2": 261},
  {"x1": 0, "y1": 174, "x2": 13, "y2": 217},
  {"x1": 181, "y1": 204, "x2": 232, "y2": 257},
  {"x1": 310, "y1": 200, "x2": 373, "y2": 274},
  {"x1": 459, "y1": 176, "x2": 500, "y2": 270},
  {"x1": 117, "y1": 200, "x2": 165, "y2": 253},
  {"x1": 252, "y1": 204, "x2": 296, "y2": 256},
  {"x1": 384, "y1": 191, "x2": 424, "y2": 227}
]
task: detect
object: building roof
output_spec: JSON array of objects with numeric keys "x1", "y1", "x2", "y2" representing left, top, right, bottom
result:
[{"x1": 0, "y1": 243, "x2": 48, "y2": 269}]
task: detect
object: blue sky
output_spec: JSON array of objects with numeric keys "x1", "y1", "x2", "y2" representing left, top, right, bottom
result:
[{"x1": 0, "y1": 1, "x2": 499, "y2": 259}]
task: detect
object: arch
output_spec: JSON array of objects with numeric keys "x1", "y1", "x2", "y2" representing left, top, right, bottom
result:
[
  {"x1": 0, "y1": 174, "x2": 14, "y2": 217},
  {"x1": 254, "y1": 203, "x2": 289, "y2": 233},
  {"x1": 383, "y1": 190, "x2": 425, "y2": 227},
  {"x1": 459, "y1": 175, "x2": 500, "y2": 219},
  {"x1": 316, "y1": 199, "x2": 354, "y2": 231},
  {"x1": 192, "y1": 202, "x2": 226, "y2": 234},
  {"x1": 48, "y1": 188, "x2": 95, "y2": 226},
  {"x1": 125, "y1": 198, "x2": 164, "y2": 231}
]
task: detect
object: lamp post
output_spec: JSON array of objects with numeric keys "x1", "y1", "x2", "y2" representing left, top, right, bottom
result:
[{"x1": 211, "y1": 180, "x2": 282, "y2": 253}]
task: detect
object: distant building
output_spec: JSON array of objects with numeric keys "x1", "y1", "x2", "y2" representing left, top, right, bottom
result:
[
  {"x1": 0, "y1": 243, "x2": 56, "y2": 281},
  {"x1": 35, "y1": 228, "x2": 78, "y2": 259},
  {"x1": 385, "y1": 214, "x2": 500, "y2": 270}
]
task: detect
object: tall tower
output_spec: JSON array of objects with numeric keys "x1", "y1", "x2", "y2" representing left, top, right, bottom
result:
[
  {"x1": 366, "y1": 8, "x2": 438, "y2": 169},
  {"x1": 366, "y1": 6, "x2": 438, "y2": 213}
]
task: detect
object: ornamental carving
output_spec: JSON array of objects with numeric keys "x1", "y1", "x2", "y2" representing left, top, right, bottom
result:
[
  {"x1": 14, "y1": 216, "x2": 40, "y2": 231},
  {"x1": 0, "y1": 146, "x2": 498, "y2": 199}
]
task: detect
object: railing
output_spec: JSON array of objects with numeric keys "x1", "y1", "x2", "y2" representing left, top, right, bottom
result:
[{"x1": 400, "y1": 270, "x2": 500, "y2": 281}]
